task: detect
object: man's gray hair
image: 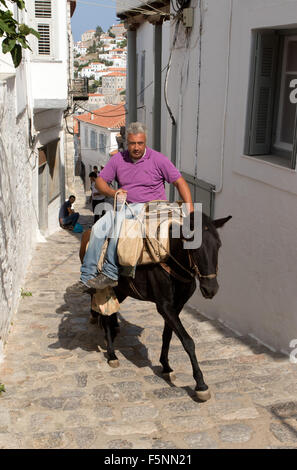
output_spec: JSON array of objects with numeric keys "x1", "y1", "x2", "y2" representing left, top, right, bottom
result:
[{"x1": 126, "y1": 122, "x2": 147, "y2": 137}]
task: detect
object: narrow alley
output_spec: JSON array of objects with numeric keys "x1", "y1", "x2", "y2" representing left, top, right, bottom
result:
[{"x1": 0, "y1": 179, "x2": 297, "y2": 450}]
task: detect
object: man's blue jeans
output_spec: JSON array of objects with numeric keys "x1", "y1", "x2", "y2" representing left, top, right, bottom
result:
[
  {"x1": 80, "y1": 203, "x2": 144, "y2": 284},
  {"x1": 62, "y1": 213, "x2": 79, "y2": 226}
]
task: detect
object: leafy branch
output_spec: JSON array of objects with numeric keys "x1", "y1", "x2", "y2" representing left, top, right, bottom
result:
[{"x1": 0, "y1": 0, "x2": 39, "y2": 67}]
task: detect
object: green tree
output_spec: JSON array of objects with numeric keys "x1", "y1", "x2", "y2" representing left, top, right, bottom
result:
[
  {"x1": 86, "y1": 40, "x2": 97, "y2": 55},
  {"x1": 95, "y1": 25, "x2": 103, "y2": 39},
  {"x1": 89, "y1": 79, "x2": 101, "y2": 93},
  {"x1": 119, "y1": 39, "x2": 127, "y2": 48},
  {"x1": 0, "y1": 0, "x2": 39, "y2": 67}
]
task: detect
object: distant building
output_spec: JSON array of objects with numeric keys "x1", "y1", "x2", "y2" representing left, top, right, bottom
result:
[
  {"x1": 74, "y1": 41, "x2": 87, "y2": 56},
  {"x1": 75, "y1": 104, "x2": 126, "y2": 172},
  {"x1": 88, "y1": 93, "x2": 106, "y2": 109},
  {"x1": 110, "y1": 23, "x2": 126, "y2": 37},
  {"x1": 82, "y1": 29, "x2": 96, "y2": 42},
  {"x1": 102, "y1": 72, "x2": 126, "y2": 97}
]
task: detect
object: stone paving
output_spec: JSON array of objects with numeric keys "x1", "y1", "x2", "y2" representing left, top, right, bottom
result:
[{"x1": 1, "y1": 178, "x2": 297, "y2": 449}]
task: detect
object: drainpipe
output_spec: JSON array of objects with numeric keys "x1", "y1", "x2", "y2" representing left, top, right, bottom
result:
[
  {"x1": 127, "y1": 25, "x2": 138, "y2": 124},
  {"x1": 153, "y1": 20, "x2": 163, "y2": 151}
]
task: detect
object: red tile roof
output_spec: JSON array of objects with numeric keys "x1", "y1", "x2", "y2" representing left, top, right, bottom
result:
[
  {"x1": 75, "y1": 104, "x2": 126, "y2": 129},
  {"x1": 104, "y1": 72, "x2": 126, "y2": 77}
]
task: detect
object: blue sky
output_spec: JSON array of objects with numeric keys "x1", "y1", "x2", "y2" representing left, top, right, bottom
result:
[{"x1": 71, "y1": 1, "x2": 119, "y2": 42}]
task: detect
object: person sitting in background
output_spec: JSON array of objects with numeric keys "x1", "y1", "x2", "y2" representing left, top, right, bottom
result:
[
  {"x1": 59, "y1": 195, "x2": 80, "y2": 230},
  {"x1": 89, "y1": 171, "x2": 105, "y2": 224}
]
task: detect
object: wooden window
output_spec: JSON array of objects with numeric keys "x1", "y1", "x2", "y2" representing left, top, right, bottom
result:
[
  {"x1": 35, "y1": 0, "x2": 52, "y2": 17},
  {"x1": 99, "y1": 133, "x2": 106, "y2": 152},
  {"x1": 28, "y1": 0, "x2": 56, "y2": 59},
  {"x1": 245, "y1": 30, "x2": 297, "y2": 168},
  {"x1": 84, "y1": 127, "x2": 88, "y2": 148},
  {"x1": 90, "y1": 130, "x2": 97, "y2": 149},
  {"x1": 37, "y1": 24, "x2": 51, "y2": 55}
]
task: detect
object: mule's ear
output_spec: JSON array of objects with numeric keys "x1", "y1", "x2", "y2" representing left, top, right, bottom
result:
[{"x1": 213, "y1": 215, "x2": 232, "y2": 229}]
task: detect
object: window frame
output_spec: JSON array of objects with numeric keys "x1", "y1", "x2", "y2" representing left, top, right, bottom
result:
[
  {"x1": 90, "y1": 129, "x2": 97, "y2": 150},
  {"x1": 28, "y1": 0, "x2": 57, "y2": 61},
  {"x1": 245, "y1": 28, "x2": 297, "y2": 169}
]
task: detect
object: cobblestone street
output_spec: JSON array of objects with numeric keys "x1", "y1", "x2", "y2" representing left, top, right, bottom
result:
[{"x1": 0, "y1": 179, "x2": 297, "y2": 450}]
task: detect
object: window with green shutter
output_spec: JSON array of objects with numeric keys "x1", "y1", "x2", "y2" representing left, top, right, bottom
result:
[{"x1": 245, "y1": 29, "x2": 297, "y2": 169}]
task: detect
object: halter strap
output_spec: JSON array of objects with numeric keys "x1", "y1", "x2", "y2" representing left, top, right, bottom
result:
[{"x1": 188, "y1": 251, "x2": 218, "y2": 280}]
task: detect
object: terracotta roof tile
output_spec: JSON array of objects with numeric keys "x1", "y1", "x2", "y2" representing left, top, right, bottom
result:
[{"x1": 75, "y1": 104, "x2": 126, "y2": 129}]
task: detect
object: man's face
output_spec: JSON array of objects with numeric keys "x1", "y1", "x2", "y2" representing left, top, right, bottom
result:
[
  {"x1": 127, "y1": 133, "x2": 146, "y2": 160},
  {"x1": 69, "y1": 197, "x2": 75, "y2": 204}
]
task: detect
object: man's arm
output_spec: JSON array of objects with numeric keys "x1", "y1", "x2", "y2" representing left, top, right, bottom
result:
[
  {"x1": 173, "y1": 177, "x2": 194, "y2": 213},
  {"x1": 67, "y1": 204, "x2": 74, "y2": 215},
  {"x1": 95, "y1": 176, "x2": 127, "y2": 199}
]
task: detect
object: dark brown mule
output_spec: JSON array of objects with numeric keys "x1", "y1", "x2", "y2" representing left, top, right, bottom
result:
[{"x1": 80, "y1": 212, "x2": 231, "y2": 401}]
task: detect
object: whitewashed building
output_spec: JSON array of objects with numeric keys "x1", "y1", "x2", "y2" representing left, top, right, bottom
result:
[
  {"x1": 0, "y1": 0, "x2": 76, "y2": 358},
  {"x1": 118, "y1": 0, "x2": 297, "y2": 354},
  {"x1": 102, "y1": 72, "x2": 126, "y2": 96},
  {"x1": 75, "y1": 103, "x2": 126, "y2": 174},
  {"x1": 74, "y1": 41, "x2": 87, "y2": 56}
]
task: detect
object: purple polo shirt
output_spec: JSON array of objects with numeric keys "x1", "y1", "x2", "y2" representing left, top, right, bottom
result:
[{"x1": 100, "y1": 147, "x2": 182, "y2": 203}]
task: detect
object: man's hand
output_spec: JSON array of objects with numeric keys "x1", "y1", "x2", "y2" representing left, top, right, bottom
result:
[{"x1": 115, "y1": 189, "x2": 127, "y2": 203}]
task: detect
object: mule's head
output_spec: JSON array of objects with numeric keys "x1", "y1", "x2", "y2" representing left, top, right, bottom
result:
[{"x1": 186, "y1": 213, "x2": 232, "y2": 299}]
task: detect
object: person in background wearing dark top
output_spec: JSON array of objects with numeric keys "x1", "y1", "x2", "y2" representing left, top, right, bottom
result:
[
  {"x1": 59, "y1": 195, "x2": 80, "y2": 230},
  {"x1": 93, "y1": 165, "x2": 99, "y2": 176},
  {"x1": 89, "y1": 172, "x2": 105, "y2": 224}
]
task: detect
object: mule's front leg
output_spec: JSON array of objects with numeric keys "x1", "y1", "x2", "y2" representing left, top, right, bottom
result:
[
  {"x1": 159, "y1": 321, "x2": 175, "y2": 380},
  {"x1": 100, "y1": 314, "x2": 119, "y2": 368},
  {"x1": 160, "y1": 308, "x2": 211, "y2": 401}
]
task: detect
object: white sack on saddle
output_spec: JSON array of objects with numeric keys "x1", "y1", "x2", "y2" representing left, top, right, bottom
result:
[{"x1": 117, "y1": 202, "x2": 184, "y2": 267}]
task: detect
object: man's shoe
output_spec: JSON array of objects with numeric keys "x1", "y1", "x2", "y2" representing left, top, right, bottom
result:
[
  {"x1": 66, "y1": 281, "x2": 96, "y2": 295},
  {"x1": 87, "y1": 273, "x2": 118, "y2": 290}
]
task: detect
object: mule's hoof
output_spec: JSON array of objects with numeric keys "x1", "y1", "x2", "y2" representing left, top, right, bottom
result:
[
  {"x1": 108, "y1": 359, "x2": 119, "y2": 368},
  {"x1": 195, "y1": 388, "x2": 211, "y2": 402},
  {"x1": 162, "y1": 371, "x2": 176, "y2": 381}
]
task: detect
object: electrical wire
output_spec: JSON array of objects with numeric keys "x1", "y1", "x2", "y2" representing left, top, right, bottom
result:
[{"x1": 164, "y1": 17, "x2": 181, "y2": 125}]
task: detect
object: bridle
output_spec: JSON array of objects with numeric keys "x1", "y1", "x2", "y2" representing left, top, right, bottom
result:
[{"x1": 188, "y1": 250, "x2": 218, "y2": 281}]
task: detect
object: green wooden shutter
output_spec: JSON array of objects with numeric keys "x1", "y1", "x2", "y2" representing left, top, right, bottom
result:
[{"x1": 248, "y1": 32, "x2": 279, "y2": 155}]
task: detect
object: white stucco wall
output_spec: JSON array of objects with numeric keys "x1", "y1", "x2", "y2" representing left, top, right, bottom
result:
[
  {"x1": 0, "y1": 75, "x2": 38, "y2": 360},
  {"x1": 27, "y1": 0, "x2": 68, "y2": 105},
  {"x1": 177, "y1": 0, "x2": 297, "y2": 354},
  {"x1": 127, "y1": 0, "x2": 297, "y2": 353}
]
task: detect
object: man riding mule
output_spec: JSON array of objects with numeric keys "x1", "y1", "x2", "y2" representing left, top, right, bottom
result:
[
  {"x1": 69, "y1": 121, "x2": 232, "y2": 402},
  {"x1": 79, "y1": 211, "x2": 231, "y2": 401},
  {"x1": 69, "y1": 121, "x2": 195, "y2": 293}
]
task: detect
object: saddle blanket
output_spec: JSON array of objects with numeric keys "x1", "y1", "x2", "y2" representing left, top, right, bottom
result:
[{"x1": 117, "y1": 201, "x2": 184, "y2": 266}]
